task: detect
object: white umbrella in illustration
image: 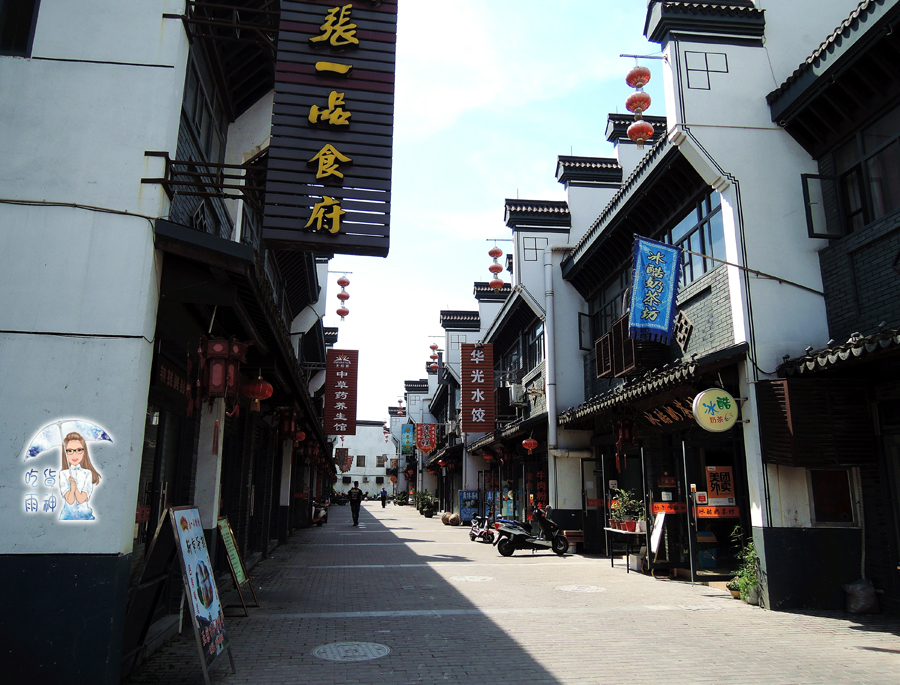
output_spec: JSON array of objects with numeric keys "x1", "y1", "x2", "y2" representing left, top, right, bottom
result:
[{"x1": 26, "y1": 419, "x2": 112, "y2": 460}]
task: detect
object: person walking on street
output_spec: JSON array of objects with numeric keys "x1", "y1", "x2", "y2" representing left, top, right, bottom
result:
[
  {"x1": 348, "y1": 481, "x2": 363, "y2": 526},
  {"x1": 380, "y1": 487, "x2": 387, "y2": 508}
]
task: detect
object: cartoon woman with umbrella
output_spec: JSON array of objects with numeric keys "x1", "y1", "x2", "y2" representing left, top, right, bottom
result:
[
  {"x1": 59, "y1": 432, "x2": 102, "y2": 520},
  {"x1": 26, "y1": 419, "x2": 110, "y2": 521}
]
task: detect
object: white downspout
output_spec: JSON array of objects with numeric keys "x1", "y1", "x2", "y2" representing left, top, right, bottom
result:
[{"x1": 543, "y1": 246, "x2": 594, "y2": 510}]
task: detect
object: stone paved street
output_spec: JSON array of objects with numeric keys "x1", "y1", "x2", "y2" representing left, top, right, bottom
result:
[{"x1": 125, "y1": 502, "x2": 900, "y2": 685}]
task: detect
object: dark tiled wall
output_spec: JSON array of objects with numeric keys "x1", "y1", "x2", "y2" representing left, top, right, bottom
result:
[{"x1": 819, "y1": 212, "x2": 900, "y2": 341}]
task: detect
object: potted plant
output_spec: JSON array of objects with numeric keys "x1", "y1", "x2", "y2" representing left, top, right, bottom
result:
[
  {"x1": 613, "y1": 488, "x2": 641, "y2": 532},
  {"x1": 730, "y1": 526, "x2": 760, "y2": 604},
  {"x1": 422, "y1": 494, "x2": 438, "y2": 518},
  {"x1": 608, "y1": 496, "x2": 624, "y2": 529},
  {"x1": 726, "y1": 578, "x2": 741, "y2": 599}
]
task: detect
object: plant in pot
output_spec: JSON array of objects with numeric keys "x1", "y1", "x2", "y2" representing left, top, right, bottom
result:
[
  {"x1": 422, "y1": 493, "x2": 438, "y2": 518},
  {"x1": 608, "y1": 497, "x2": 624, "y2": 529},
  {"x1": 726, "y1": 577, "x2": 741, "y2": 599},
  {"x1": 613, "y1": 489, "x2": 641, "y2": 531},
  {"x1": 730, "y1": 525, "x2": 760, "y2": 604}
]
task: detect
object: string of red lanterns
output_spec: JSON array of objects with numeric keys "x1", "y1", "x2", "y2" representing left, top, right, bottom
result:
[
  {"x1": 488, "y1": 246, "x2": 504, "y2": 292},
  {"x1": 336, "y1": 275, "x2": 350, "y2": 320},
  {"x1": 625, "y1": 64, "x2": 654, "y2": 149},
  {"x1": 429, "y1": 343, "x2": 439, "y2": 372}
]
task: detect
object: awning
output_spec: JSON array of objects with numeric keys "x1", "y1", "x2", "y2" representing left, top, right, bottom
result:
[
  {"x1": 425, "y1": 443, "x2": 463, "y2": 469},
  {"x1": 559, "y1": 343, "x2": 748, "y2": 428},
  {"x1": 779, "y1": 327, "x2": 900, "y2": 376},
  {"x1": 467, "y1": 412, "x2": 548, "y2": 454}
]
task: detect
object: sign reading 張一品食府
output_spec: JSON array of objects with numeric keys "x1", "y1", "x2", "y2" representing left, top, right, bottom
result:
[{"x1": 263, "y1": 1, "x2": 398, "y2": 257}]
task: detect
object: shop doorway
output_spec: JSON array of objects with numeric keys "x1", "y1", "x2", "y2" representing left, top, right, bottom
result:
[{"x1": 582, "y1": 459, "x2": 604, "y2": 552}]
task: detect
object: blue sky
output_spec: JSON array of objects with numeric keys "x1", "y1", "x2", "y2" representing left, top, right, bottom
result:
[{"x1": 324, "y1": 1, "x2": 664, "y2": 421}]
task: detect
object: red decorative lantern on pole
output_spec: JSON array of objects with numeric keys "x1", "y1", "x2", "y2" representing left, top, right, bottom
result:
[
  {"x1": 625, "y1": 63, "x2": 654, "y2": 149},
  {"x1": 242, "y1": 374, "x2": 273, "y2": 412},
  {"x1": 488, "y1": 246, "x2": 504, "y2": 292},
  {"x1": 522, "y1": 438, "x2": 538, "y2": 455},
  {"x1": 336, "y1": 275, "x2": 350, "y2": 321}
]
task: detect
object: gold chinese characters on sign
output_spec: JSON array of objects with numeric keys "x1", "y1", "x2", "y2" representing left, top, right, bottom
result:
[{"x1": 304, "y1": 3, "x2": 361, "y2": 236}]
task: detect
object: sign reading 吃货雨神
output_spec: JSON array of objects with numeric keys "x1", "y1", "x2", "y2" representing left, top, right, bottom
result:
[
  {"x1": 324, "y1": 349, "x2": 358, "y2": 436},
  {"x1": 263, "y1": 1, "x2": 398, "y2": 257},
  {"x1": 461, "y1": 344, "x2": 495, "y2": 433}
]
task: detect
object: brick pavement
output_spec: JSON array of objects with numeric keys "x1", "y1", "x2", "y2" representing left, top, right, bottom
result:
[{"x1": 125, "y1": 501, "x2": 900, "y2": 685}]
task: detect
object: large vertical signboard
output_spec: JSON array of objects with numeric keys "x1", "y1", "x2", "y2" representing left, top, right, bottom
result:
[
  {"x1": 264, "y1": 1, "x2": 398, "y2": 257},
  {"x1": 461, "y1": 344, "x2": 495, "y2": 433},
  {"x1": 415, "y1": 423, "x2": 437, "y2": 455},
  {"x1": 324, "y1": 349, "x2": 359, "y2": 436}
]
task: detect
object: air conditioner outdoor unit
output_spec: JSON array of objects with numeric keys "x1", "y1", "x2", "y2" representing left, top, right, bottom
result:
[
  {"x1": 510, "y1": 383, "x2": 528, "y2": 407},
  {"x1": 362, "y1": 477, "x2": 369, "y2": 483}
]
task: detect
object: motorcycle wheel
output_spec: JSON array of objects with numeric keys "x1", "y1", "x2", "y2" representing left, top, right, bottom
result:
[
  {"x1": 552, "y1": 535, "x2": 569, "y2": 556},
  {"x1": 484, "y1": 532, "x2": 494, "y2": 544},
  {"x1": 498, "y1": 537, "x2": 516, "y2": 557},
  {"x1": 469, "y1": 533, "x2": 477, "y2": 541}
]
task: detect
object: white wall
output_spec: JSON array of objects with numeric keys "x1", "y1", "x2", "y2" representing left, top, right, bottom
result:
[
  {"x1": 335, "y1": 422, "x2": 391, "y2": 493},
  {"x1": 0, "y1": 0, "x2": 189, "y2": 555}
]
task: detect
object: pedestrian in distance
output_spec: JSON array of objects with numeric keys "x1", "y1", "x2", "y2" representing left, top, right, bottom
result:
[
  {"x1": 348, "y1": 481, "x2": 363, "y2": 526},
  {"x1": 380, "y1": 486, "x2": 387, "y2": 508}
]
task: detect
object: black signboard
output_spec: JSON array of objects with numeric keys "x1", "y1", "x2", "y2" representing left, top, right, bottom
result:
[{"x1": 264, "y1": 0, "x2": 398, "y2": 257}]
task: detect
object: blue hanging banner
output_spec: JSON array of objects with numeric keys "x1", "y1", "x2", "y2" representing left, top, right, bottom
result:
[
  {"x1": 628, "y1": 235, "x2": 682, "y2": 345},
  {"x1": 401, "y1": 424, "x2": 415, "y2": 456}
]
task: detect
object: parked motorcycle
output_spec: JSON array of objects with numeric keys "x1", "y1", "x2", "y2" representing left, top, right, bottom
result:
[
  {"x1": 494, "y1": 506, "x2": 568, "y2": 557},
  {"x1": 311, "y1": 499, "x2": 328, "y2": 526},
  {"x1": 469, "y1": 514, "x2": 495, "y2": 544}
]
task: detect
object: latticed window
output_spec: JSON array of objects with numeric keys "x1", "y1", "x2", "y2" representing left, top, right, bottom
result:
[{"x1": 356, "y1": 455, "x2": 365, "y2": 468}]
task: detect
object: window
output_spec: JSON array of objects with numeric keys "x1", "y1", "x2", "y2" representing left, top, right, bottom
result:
[
  {"x1": 342, "y1": 476, "x2": 351, "y2": 484},
  {"x1": 181, "y1": 58, "x2": 228, "y2": 164},
  {"x1": 662, "y1": 191, "x2": 724, "y2": 289},
  {"x1": 376, "y1": 455, "x2": 385, "y2": 468},
  {"x1": 832, "y1": 105, "x2": 900, "y2": 234},
  {"x1": 809, "y1": 469, "x2": 856, "y2": 525},
  {"x1": 0, "y1": 0, "x2": 40, "y2": 57},
  {"x1": 589, "y1": 269, "x2": 630, "y2": 343},
  {"x1": 356, "y1": 455, "x2": 365, "y2": 468},
  {"x1": 524, "y1": 322, "x2": 544, "y2": 371}
]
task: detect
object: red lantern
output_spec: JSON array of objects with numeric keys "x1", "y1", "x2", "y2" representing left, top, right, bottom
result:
[
  {"x1": 430, "y1": 363, "x2": 439, "y2": 371},
  {"x1": 625, "y1": 91, "x2": 651, "y2": 117},
  {"x1": 337, "y1": 306, "x2": 349, "y2": 319},
  {"x1": 295, "y1": 430, "x2": 306, "y2": 443},
  {"x1": 430, "y1": 354, "x2": 438, "y2": 361},
  {"x1": 337, "y1": 275, "x2": 350, "y2": 288},
  {"x1": 625, "y1": 65, "x2": 651, "y2": 89},
  {"x1": 488, "y1": 246, "x2": 503, "y2": 259},
  {"x1": 522, "y1": 438, "x2": 538, "y2": 455},
  {"x1": 242, "y1": 375, "x2": 273, "y2": 412},
  {"x1": 430, "y1": 343, "x2": 439, "y2": 351},
  {"x1": 627, "y1": 120, "x2": 655, "y2": 149},
  {"x1": 438, "y1": 459, "x2": 446, "y2": 467},
  {"x1": 489, "y1": 278, "x2": 504, "y2": 292},
  {"x1": 483, "y1": 452, "x2": 493, "y2": 461},
  {"x1": 488, "y1": 262, "x2": 503, "y2": 274},
  {"x1": 337, "y1": 291, "x2": 349, "y2": 302}
]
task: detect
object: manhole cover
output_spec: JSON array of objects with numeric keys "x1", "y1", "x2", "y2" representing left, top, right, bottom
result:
[
  {"x1": 555, "y1": 585, "x2": 606, "y2": 593},
  {"x1": 312, "y1": 642, "x2": 391, "y2": 662},
  {"x1": 450, "y1": 576, "x2": 494, "y2": 582}
]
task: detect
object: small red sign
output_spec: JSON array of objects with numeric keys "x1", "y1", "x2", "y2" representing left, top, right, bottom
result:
[
  {"x1": 697, "y1": 506, "x2": 740, "y2": 518},
  {"x1": 652, "y1": 502, "x2": 687, "y2": 514},
  {"x1": 135, "y1": 505, "x2": 151, "y2": 523}
]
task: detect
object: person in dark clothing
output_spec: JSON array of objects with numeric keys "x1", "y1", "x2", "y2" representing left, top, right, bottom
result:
[
  {"x1": 380, "y1": 487, "x2": 387, "y2": 508},
  {"x1": 348, "y1": 481, "x2": 363, "y2": 526}
]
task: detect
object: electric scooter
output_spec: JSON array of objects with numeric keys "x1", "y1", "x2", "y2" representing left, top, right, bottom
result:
[
  {"x1": 495, "y1": 505, "x2": 568, "y2": 557},
  {"x1": 469, "y1": 514, "x2": 495, "y2": 543}
]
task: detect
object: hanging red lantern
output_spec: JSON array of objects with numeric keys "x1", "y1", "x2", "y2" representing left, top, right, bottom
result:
[
  {"x1": 483, "y1": 452, "x2": 493, "y2": 461},
  {"x1": 625, "y1": 65, "x2": 651, "y2": 89},
  {"x1": 336, "y1": 275, "x2": 350, "y2": 320},
  {"x1": 430, "y1": 363, "x2": 439, "y2": 371},
  {"x1": 430, "y1": 343, "x2": 439, "y2": 351},
  {"x1": 438, "y1": 459, "x2": 446, "y2": 467},
  {"x1": 242, "y1": 375, "x2": 273, "y2": 412},
  {"x1": 522, "y1": 438, "x2": 539, "y2": 455},
  {"x1": 627, "y1": 120, "x2": 655, "y2": 149},
  {"x1": 295, "y1": 430, "x2": 306, "y2": 443},
  {"x1": 488, "y1": 246, "x2": 504, "y2": 292},
  {"x1": 625, "y1": 91, "x2": 652, "y2": 117}
]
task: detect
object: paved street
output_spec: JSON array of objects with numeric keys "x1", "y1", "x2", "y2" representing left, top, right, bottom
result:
[{"x1": 126, "y1": 502, "x2": 900, "y2": 685}]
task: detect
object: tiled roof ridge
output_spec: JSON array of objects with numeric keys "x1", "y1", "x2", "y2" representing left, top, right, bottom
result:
[
  {"x1": 557, "y1": 155, "x2": 621, "y2": 169},
  {"x1": 662, "y1": 1, "x2": 760, "y2": 15},
  {"x1": 780, "y1": 324, "x2": 900, "y2": 375},
  {"x1": 504, "y1": 199, "x2": 570, "y2": 213},
  {"x1": 767, "y1": 0, "x2": 881, "y2": 103},
  {"x1": 568, "y1": 136, "x2": 671, "y2": 262}
]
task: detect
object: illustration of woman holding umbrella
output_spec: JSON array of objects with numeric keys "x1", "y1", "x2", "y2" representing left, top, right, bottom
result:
[{"x1": 58, "y1": 432, "x2": 102, "y2": 521}]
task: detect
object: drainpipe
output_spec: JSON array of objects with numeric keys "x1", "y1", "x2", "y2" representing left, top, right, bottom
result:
[{"x1": 544, "y1": 247, "x2": 593, "y2": 509}]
